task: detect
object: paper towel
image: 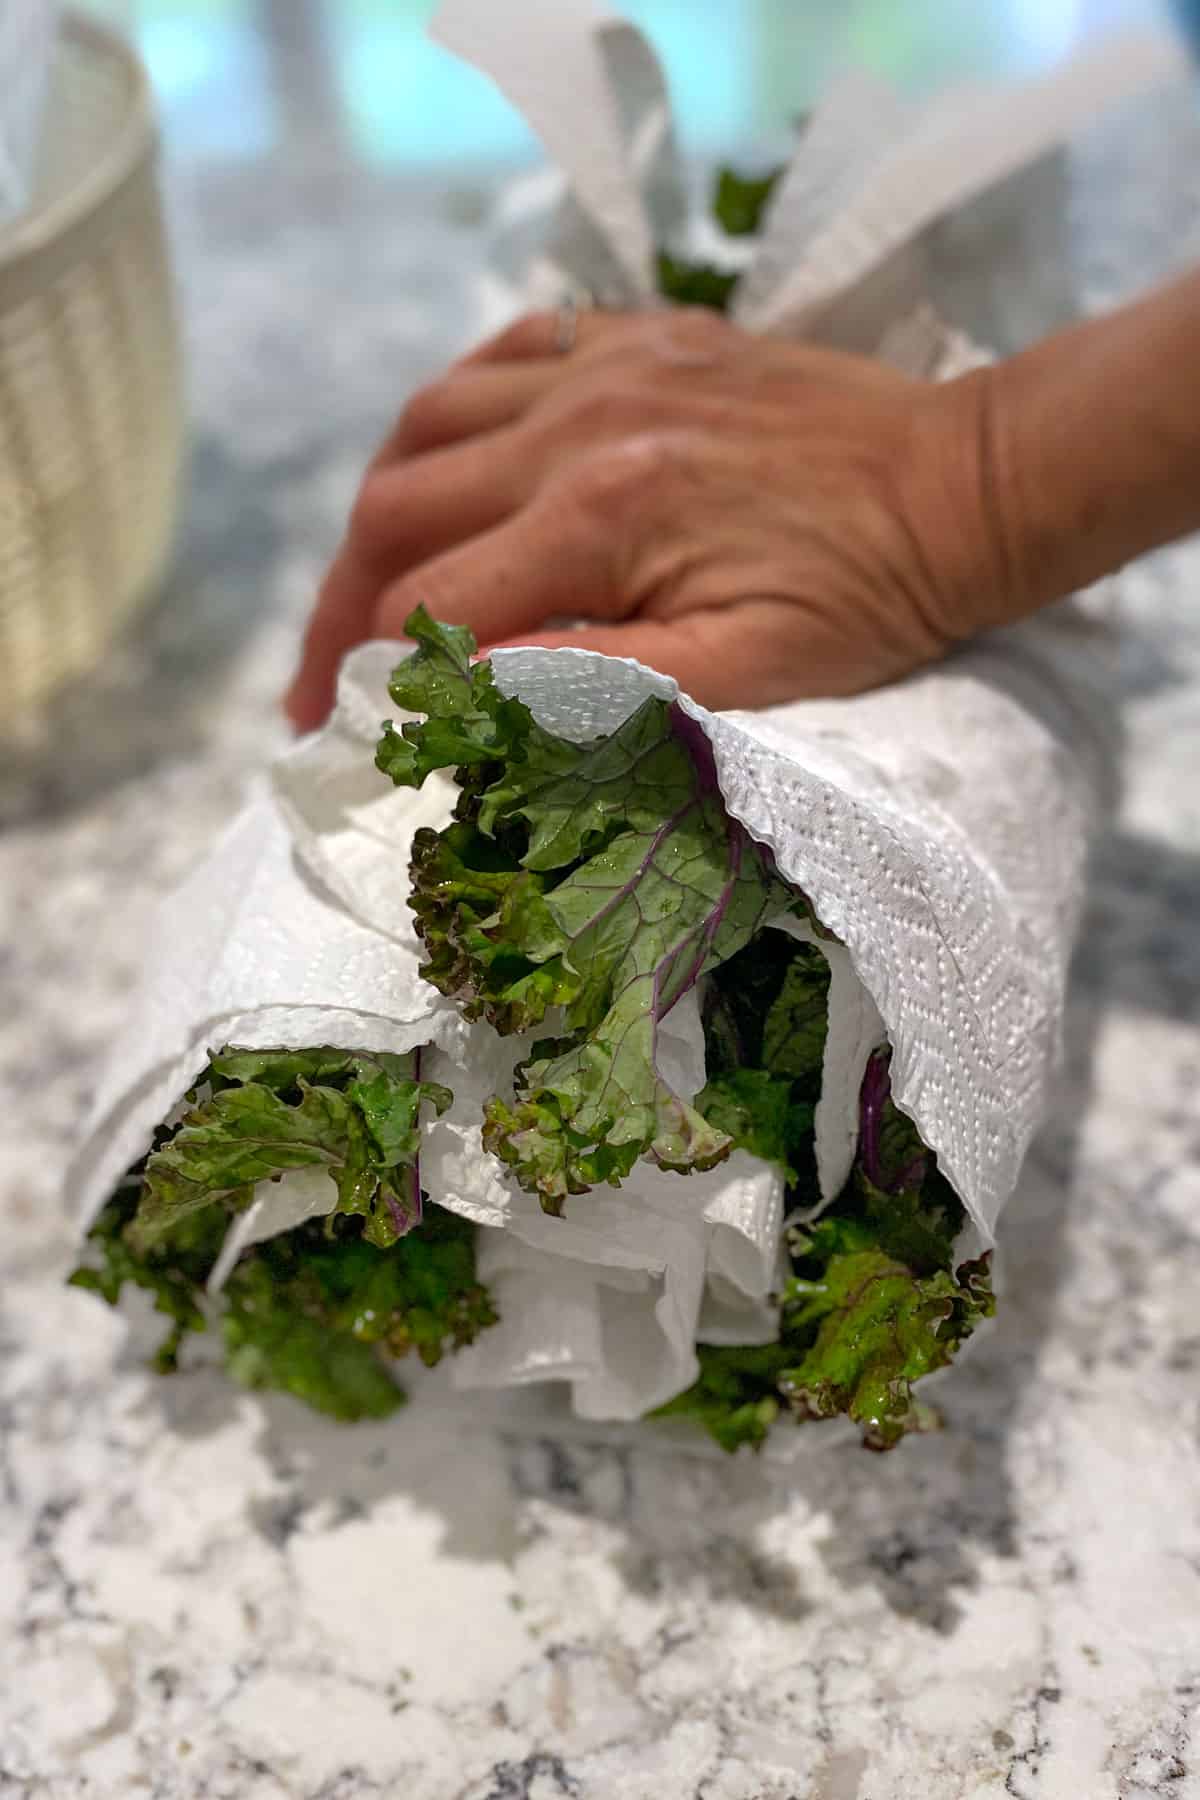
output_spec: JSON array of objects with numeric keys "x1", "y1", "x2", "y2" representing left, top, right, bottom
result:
[{"x1": 67, "y1": 0, "x2": 1155, "y2": 1428}]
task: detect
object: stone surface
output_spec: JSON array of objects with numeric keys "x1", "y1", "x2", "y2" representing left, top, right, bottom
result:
[{"x1": 2, "y1": 16, "x2": 1199, "y2": 1797}]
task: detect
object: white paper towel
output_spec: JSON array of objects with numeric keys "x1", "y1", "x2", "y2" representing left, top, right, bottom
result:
[{"x1": 67, "y1": 0, "x2": 1151, "y2": 1427}]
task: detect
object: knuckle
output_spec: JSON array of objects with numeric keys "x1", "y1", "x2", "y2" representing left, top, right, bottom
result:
[
  {"x1": 557, "y1": 380, "x2": 648, "y2": 440},
  {"x1": 399, "y1": 379, "x2": 451, "y2": 445},
  {"x1": 560, "y1": 434, "x2": 664, "y2": 522}
]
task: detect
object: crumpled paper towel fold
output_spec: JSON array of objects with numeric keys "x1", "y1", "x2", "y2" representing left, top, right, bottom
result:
[{"x1": 67, "y1": 0, "x2": 1162, "y2": 1427}]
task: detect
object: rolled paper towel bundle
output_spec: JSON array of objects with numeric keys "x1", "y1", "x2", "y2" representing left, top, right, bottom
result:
[{"x1": 68, "y1": 0, "x2": 1168, "y2": 1452}]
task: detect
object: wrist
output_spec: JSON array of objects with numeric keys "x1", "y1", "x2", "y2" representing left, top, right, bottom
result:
[{"x1": 902, "y1": 364, "x2": 1037, "y2": 643}]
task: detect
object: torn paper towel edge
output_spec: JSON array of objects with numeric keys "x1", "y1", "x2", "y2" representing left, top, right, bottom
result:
[{"x1": 434, "y1": 0, "x2": 1184, "y2": 343}]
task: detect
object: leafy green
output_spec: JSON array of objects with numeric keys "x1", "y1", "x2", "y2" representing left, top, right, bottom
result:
[
  {"x1": 655, "y1": 942, "x2": 993, "y2": 1453},
  {"x1": 129, "y1": 1046, "x2": 451, "y2": 1255},
  {"x1": 378, "y1": 608, "x2": 790, "y2": 1209},
  {"x1": 68, "y1": 1174, "x2": 226, "y2": 1374},
  {"x1": 657, "y1": 1197, "x2": 993, "y2": 1454},
  {"x1": 653, "y1": 1343, "x2": 789, "y2": 1452},
  {"x1": 696, "y1": 932, "x2": 828, "y2": 1195},
  {"x1": 712, "y1": 164, "x2": 785, "y2": 236},
  {"x1": 695, "y1": 1068, "x2": 814, "y2": 1181},
  {"x1": 222, "y1": 1248, "x2": 409, "y2": 1420},
  {"x1": 650, "y1": 164, "x2": 786, "y2": 316},
  {"x1": 654, "y1": 250, "x2": 740, "y2": 313},
  {"x1": 222, "y1": 1209, "x2": 497, "y2": 1419},
  {"x1": 68, "y1": 1045, "x2": 499, "y2": 1420},
  {"x1": 778, "y1": 1248, "x2": 994, "y2": 1452}
]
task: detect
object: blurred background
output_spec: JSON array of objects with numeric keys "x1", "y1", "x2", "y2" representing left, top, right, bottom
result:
[{"x1": 84, "y1": 0, "x2": 1172, "y2": 168}]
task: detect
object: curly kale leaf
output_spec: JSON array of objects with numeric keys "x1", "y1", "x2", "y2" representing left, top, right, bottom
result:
[
  {"x1": 656, "y1": 1205, "x2": 993, "y2": 1454},
  {"x1": 712, "y1": 163, "x2": 785, "y2": 236},
  {"x1": 654, "y1": 250, "x2": 740, "y2": 313},
  {"x1": 696, "y1": 933, "x2": 830, "y2": 1187},
  {"x1": 128, "y1": 1046, "x2": 451, "y2": 1255},
  {"x1": 658, "y1": 945, "x2": 993, "y2": 1453},
  {"x1": 778, "y1": 1243, "x2": 994, "y2": 1452},
  {"x1": 650, "y1": 165, "x2": 785, "y2": 316},
  {"x1": 69, "y1": 1044, "x2": 498, "y2": 1422},
  {"x1": 379, "y1": 610, "x2": 790, "y2": 1207},
  {"x1": 222, "y1": 1208, "x2": 497, "y2": 1418},
  {"x1": 407, "y1": 822, "x2": 577, "y2": 1034},
  {"x1": 68, "y1": 1175, "x2": 226, "y2": 1374},
  {"x1": 653, "y1": 1343, "x2": 790, "y2": 1451},
  {"x1": 694, "y1": 1068, "x2": 814, "y2": 1183},
  {"x1": 481, "y1": 783, "x2": 786, "y2": 1207}
]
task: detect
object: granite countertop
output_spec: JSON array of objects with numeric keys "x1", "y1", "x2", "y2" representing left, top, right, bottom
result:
[{"x1": 3, "y1": 33, "x2": 1200, "y2": 1799}]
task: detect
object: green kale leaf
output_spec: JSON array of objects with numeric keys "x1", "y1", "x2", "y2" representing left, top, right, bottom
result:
[
  {"x1": 221, "y1": 1207, "x2": 497, "y2": 1418},
  {"x1": 654, "y1": 251, "x2": 740, "y2": 313},
  {"x1": 69, "y1": 1043, "x2": 499, "y2": 1419},
  {"x1": 68, "y1": 1175, "x2": 226, "y2": 1374},
  {"x1": 712, "y1": 164, "x2": 784, "y2": 236},
  {"x1": 652, "y1": 1343, "x2": 790, "y2": 1451},
  {"x1": 695, "y1": 1068, "x2": 814, "y2": 1181},
  {"x1": 378, "y1": 610, "x2": 790, "y2": 1208},
  {"x1": 658, "y1": 937, "x2": 993, "y2": 1454},
  {"x1": 778, "y1": 1248, "x2": 994, "y2": 1452},
  {"x1": 129, "y1": 1046, "x2": 451, "y2": 1255}
]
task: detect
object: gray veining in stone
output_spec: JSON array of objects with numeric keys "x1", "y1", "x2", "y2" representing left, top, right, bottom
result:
[{"x1": 2, "y1": 11, "x2": 1199, "y2": 1795}]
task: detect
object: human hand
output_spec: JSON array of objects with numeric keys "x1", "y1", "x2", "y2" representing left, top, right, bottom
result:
[{"x1": 285, "y1": 306, "x2": 1007, "y2": 728}]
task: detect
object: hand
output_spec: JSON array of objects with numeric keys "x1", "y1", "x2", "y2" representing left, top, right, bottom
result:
[{"x1": 285, "y1": 306, "x2": 1003, "y2": 728}]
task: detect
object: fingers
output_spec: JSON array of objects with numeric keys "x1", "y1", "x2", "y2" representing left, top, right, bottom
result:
[
  {"x1": 372, "y1": 483, "x2": 626, "y2": 647},
  {"x1": 485, "y1": 602, "x2": 808, "y2": 712},
  {"x1": 352, "y1": 425, "x2": 533, "y2": 570},
  {"x1": 285, "y1": 545, "x2": 381, "y2": 731},
  {"x1": 380, "y1": 363, "x2": 557, "y2": 461},
  {"x1": 286, "y1": 428, "x2": 532, "y2": 729}
]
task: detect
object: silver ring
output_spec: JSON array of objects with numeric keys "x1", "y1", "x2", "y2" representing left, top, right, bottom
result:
[{"x1": 554, "y1": 292, "x2": 579, "y2": 355}]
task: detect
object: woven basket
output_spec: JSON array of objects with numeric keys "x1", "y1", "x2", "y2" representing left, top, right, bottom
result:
[{"x1": 0, "y1": 10, "x2": 183, "y2": 715}]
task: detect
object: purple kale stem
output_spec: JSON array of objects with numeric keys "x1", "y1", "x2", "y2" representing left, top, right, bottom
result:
[
  {"x1": 668, "y1": 703, "x2": 720, "y2": 794},
  {"x1": 661, "y1": 823, "x2": 745, "y2": 1019},
  {"x1": 859, "y1": 1051, "x2": 889, "y2": 1186},
  {"x1": 408, "y1": 1046, "x2": 425, "y2": 1231},
  {"x1": 858, "y1": 1051, "x2": 928, "y2": 1192},
  {"x1": 566, "y1": 795, "x2": 699, "y2": 952}
]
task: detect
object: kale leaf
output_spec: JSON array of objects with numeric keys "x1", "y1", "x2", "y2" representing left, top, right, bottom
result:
[
  {"x1": 778, "y1": 1242, "x2": 994, "y2": 1452},
  {"x1": 655, "y1": 940, "x2": 994, "y2": 1453},
  {"x1": 651, "y1": 164, "x2": 786, "y2": 314},
  {"x1": 712, "y1": 163, "x2": 784, "y2": 236},
  {"x1": 654, "y1": 251, "x2": 740, "y2": 313},
  {"x1": 653, "y1": 1342, "x2": 790, "y2": 1452},
  {"x1": 69, "y1": 1045, "x2": 497, "y2": 1420},
  {"x1": 129, "y1": 1045, "x2": 451, "y2": 1254},
  {"x1": 222, "y1": 1208, "x2": 497, "y2": 1418},
  {"x1": 378, "y1": 608, "x2": 790, "y2": 1209},
  {"x1": 69, "y1": 1173, "x2": 226, "y2": 1374}
]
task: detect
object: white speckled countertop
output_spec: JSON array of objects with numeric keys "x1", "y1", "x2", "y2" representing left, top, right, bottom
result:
[{"x1": 2, "y1": 14, "x2": 1200, "y2": 1794}]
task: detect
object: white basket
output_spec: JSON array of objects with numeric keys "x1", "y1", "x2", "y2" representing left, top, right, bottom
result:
[
  {"x1": 0, "y1": 9, "x2": 183, "y2": 715},
  {"x1": 0, "y1": 1, "x2": 60, "y2": 224}
]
